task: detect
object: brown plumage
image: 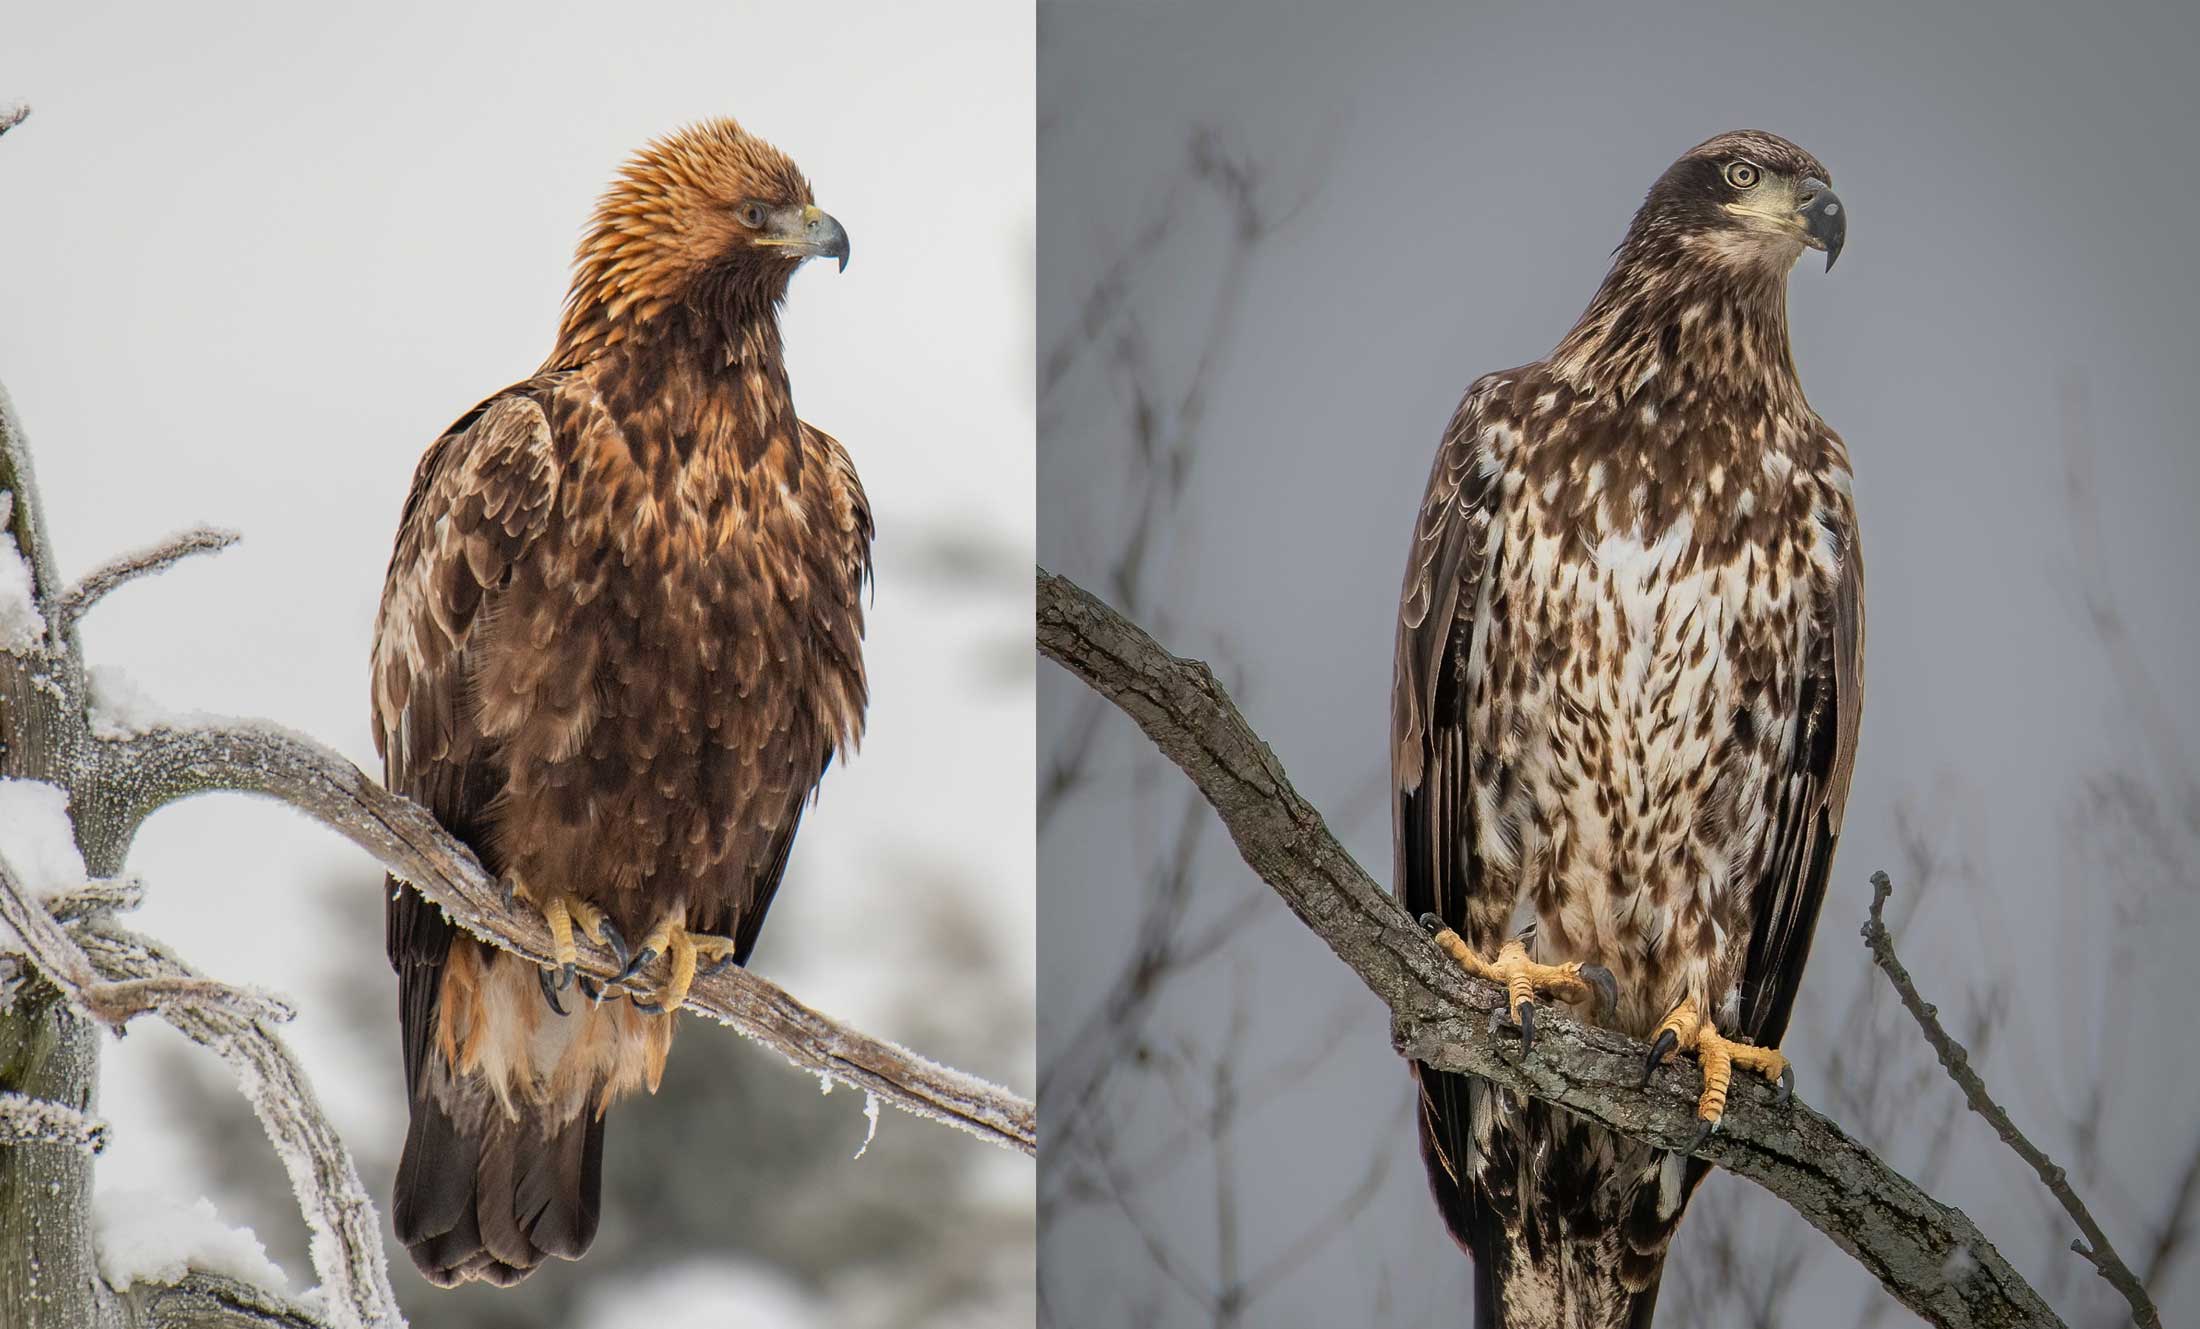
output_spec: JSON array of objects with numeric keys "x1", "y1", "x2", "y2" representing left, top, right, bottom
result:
[
  {"x1": 1392, "y1": 131, "x2": 1861, "y2": 1327},
  {"x1": 372, "y1": 119, "x2": 869, "y2": 1288}
]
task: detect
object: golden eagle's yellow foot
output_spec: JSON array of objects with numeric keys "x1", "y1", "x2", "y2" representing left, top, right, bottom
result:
[
  {"x1": 614, "y1": 912, "x2": 740, "y2": 1015},
  {"x1": 1418, "y1": 914, "x2": 1618, "y2": 1055},
  {"x1": 1640, "y1": 997, "x2": 1794, "y2": 1148},
  {"x1": 501, "y1": 874, "x2": 626, "y2": 1017}
]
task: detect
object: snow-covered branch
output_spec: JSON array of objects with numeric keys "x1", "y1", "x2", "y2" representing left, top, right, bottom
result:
[
  {"x1": 0, "y1": 1088, "x2": 107, "y2": 1152},
  {"x1": 57, "y1": 526, "x2": 238, "y2": 632},
  {"x1": 88, "y1": 718, "x2": 1036, "y2": 1157}
]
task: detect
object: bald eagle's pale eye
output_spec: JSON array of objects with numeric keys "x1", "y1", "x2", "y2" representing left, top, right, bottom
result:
[
  {"x1": 1723, "y1": 161, "x2": 1760, "y2": 190},
  {"x1": 735, "y1": 202, "x2": 766, "y2": 229}
]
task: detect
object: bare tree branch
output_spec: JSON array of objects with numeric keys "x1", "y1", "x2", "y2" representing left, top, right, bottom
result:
[
  {"x1": 1864, "y1": 871, "x2": 2161, "y2": 1328},
  {"x1": 1037, "y1": 565, "x2": 2069, "y2": 1329},
  {"x1": 57, "y1": 527, "x2": 239, "y2": 631}
]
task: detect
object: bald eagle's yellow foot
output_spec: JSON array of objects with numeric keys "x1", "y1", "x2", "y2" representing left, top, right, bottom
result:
[
  {"x1": 1418, "y1": 914, "x2": 1618, "y2": 1055},
  {"x1": 615, "y1": 912, "x2": 740, "y2": 1015},
  {"x1": 1640, "y1": 997, "x2": 1793, "y2": 1148},
  {"x1": 502, "y1": 874, "x2": 625, "y2": 1017}
]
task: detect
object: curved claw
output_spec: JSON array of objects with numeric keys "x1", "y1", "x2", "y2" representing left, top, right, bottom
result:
[
  {"x1": 1641, "y1": 1028, "x2": 1677, "y2": 1088},
  {"x1": 614, "y1": 947, "x2": 658, "y2": 986},
  {"x1": 537, "y1": 966, "x2": 567, "y2": 1017},
  {"x1": 1418, "y1": 912, "x2": 1445, "y2": 935},
  {"x1": 1578, "y1": 963, "x2": 1619, "y2": 1016},
  {"x1": 577, "y1": 975, "x2": 602, "y2": 1003},
  {"x1": 1690, "y1": 1115, "x2": 1720, "y2": 1153},
  {"x1": 1776, "y1": 1063, "x2": 1795, "y2": 1107},
  {"x1": 630, "y1": 997, "x2": 665, "y2": 1015},
  {"x1": 556, "y1": 961, "x2": 575, "y2": 993},
  {"x1": 698, "y1": 954, "x2": 740, "y2": 980},
  {"x1": 597, "y1": 919, "x2": 630, "y2": 974},
  {"x1": 1515, "y1": 1000, "x2": 1537, "y2": 1055}
]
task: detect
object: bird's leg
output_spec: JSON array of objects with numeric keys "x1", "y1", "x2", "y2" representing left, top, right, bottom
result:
[
  {"x1": 614, "y1": 908, "x2": 742, "y2": 1015},
  {"x1": 1419, "y1": 914, "x2": 1618, "y2": 1054},
  {"x1": 501, "y1": 872, "x2": 626, "y2": 1016},
  {"x1": 1641, "y1": 996, "x2": 1793, "y2": 1147}
]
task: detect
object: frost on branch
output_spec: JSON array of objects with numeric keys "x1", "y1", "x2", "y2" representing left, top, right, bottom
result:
[{"x1": 0, "y1": 1088, "x2": 108, "y2": 1152}]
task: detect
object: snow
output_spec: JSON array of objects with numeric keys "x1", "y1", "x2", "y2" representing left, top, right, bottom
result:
[
  {"x1": 576, "y1": 1258, "x2": 826, "y2": 1329},
  {"x1": 0, "y1": 779, "x2": 86, "y2": 899},
  {"x1": 93, "y1": 1188, "x2": 291, "y2": 1295},
  {"x1": 87, "y1": 663, "x2": 184, "y2": 739},
  {"x1": 0, "y1": 510, "x2": 43, "y2": 653}
]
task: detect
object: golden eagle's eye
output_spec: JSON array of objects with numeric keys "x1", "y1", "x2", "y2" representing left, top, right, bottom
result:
[
  {"x1": 1723, "y1": 161, "x2": 1760, "y2": 189},
  {"x1": 735, "y1": 202, "x2": 767, "y2": 229}
]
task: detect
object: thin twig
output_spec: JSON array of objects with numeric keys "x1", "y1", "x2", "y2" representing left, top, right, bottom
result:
[
  {"x1": 57, "y1": 526, "x2": 239, "y2": 631},
  {"x1": 0, "y1": 103, "x2": 26, "y2": 139},
  {"x1": 1864, "y1": 870, "x2": 2162, "y2": 1328},
  {"x1": 1038, "y1": 565, "x2": 2066, "y2": 1329}
]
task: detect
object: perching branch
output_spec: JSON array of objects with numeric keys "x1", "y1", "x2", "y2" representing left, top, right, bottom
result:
[
  {"x1": 81, "y1": 718, "x2": 1035, "y2": 1158},
  {"x1": 1036, "y1": 566, "x2": 2069, "y2": 1329},
  {"x1": 1864, "y1": 871, "x2": 2161, "y2": 1328}
]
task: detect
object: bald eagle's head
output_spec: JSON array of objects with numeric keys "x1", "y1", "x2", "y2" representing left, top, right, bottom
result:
[
  {"x1": 555, "y1": 118, "x2": 848, "y2": 362},
  {"x1": 1628, "y1": 129, "x2": 1845, "y2": 274}
]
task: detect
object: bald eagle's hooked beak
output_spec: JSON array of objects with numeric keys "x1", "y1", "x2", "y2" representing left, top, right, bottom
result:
[
  {"x1": 761, "y1": 204, "x2": 851, "y2": 272},
  {"x1": 1796, "y1": 177, "x2": 1844, "y2": 271}
]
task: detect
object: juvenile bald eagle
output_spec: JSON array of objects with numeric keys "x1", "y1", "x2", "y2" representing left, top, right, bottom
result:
[
  {"x1": 1392, "y1": 130, "x2": 1860, "y2": 1327},
  {"x1": 373, "y1": 119, "x2": 868, "y2": 1287}
]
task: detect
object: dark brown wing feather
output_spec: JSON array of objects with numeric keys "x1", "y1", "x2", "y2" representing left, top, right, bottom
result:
[{"x1": 1392, "y1": 383, "x2": 1508, "y2": 1249}]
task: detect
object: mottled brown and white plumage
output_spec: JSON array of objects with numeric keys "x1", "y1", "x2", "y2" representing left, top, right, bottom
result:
[
  {"x1": 373, "y1": 119, "x2": 868, "y2": 1287},
  {"x1": 1392, "y1": 131, "x2": 1862, "y2": 1327}
]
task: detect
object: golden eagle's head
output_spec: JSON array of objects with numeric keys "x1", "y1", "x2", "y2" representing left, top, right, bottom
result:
[
  {"x1": 1627, "y1": 130, "x2": 1844, "y2": 276},
  {"x1": 555, "y1": 118, "x2": 848, "y2": 362}
]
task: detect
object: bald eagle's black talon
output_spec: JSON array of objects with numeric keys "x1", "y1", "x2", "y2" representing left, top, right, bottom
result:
[
  {"x1": 597, "y1": 919, "x2": 630, "y2": 974},
  {"x1": 630, "y1": 997, "x2": 665, "y2": 1015},
  {"x1": 1690, "y1": 1117, "x2": 1718, "y2": 1154},
  {"x1": 698, "y1": 954, "x2": 739, "y2": 979},
  {"x1": 577, "y1": 975, "x2": 601, "y2": 1002},
  {"x1": 1418, "y1": 912, "x2": 1444, "y2": 935},
  {"x1": 556, "y1": 961, "x2": 576, "y2": 992},
  {"x1": 1514, "y1": 1001, "x2": 1537, "y2": 1055},
  {"x1": 1776, "y1": 1064, "x2": 1795, "y2": 1107},
  {"x1": 537, "y1": 966, "x2": 567, "y2": 1017},
  {"x1": 1642, "y1": 1028, "x2": 1677, "y2": 1088}
]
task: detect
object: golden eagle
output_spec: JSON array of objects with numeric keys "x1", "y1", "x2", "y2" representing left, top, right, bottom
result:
[
  {"x1": 372, "y1": 119, "x2": 869, "y2": 1287},
  {"x1": 1392, "y1": 130, "x2": 1860, "y2": 1327}
]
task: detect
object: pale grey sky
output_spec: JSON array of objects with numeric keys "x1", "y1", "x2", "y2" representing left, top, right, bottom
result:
[
  {"x1": 1040, "y1": 1, "x2": 2200, "y2": 1324},
  {"x1": 1, "y1": 2, "x2": 1033, "y2": 1323}
]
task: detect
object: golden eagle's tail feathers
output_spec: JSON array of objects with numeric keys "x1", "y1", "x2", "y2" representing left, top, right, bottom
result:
[{"x1": 393, "y1": 1085, "x2": 604, "y2": 1288}]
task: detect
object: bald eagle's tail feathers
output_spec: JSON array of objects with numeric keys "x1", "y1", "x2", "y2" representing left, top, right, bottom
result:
[
  {"x1": 1417, "y1": 1070, "x2": 1692, "y2": 1328},
  {"x1": 393, "y1": 1083, "x2": 605, "y2": 1288}
]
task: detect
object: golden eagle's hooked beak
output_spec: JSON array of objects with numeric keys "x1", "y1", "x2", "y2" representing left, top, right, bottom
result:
[
  {"x1": 1797, "y1": 177, "x2": 1845, "y2": 272},
  {"x1": 761, "y1": 203, "x2": 851, "y2": 272}
]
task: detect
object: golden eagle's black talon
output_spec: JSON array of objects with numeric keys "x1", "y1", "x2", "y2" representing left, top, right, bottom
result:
[
  {"x1": 698, "y1": 954, "x2": 739, "y2": 979},
  {"x1": 630, "y1": 996, "x2": 665, "y2": 1015},
  {"x1": 614, "y1": 947, "x2": 657, "y2": 986},
  {"x1": 1776, "y1": 1064, "x2": 1795, "y2": 1106},
  {"x1": 537, "y1": 966, "x2": 567, "y2": 1017},
  {"x1": 556, "y1": 961, "x2": 576, "y2": 992},
  {"x1": 1642, "y1": 1028, "x2": 1677, "y2": 1088},
  {"x1": 1515, "y1": 1000, "x2": 1537, "y2": 1055},
  {"x1": 1690, "y1": 1116, "x2": 1719, "y2": 1153},
  {"x1": 597, "y1": 919, "x2": 629, "y2": 974},
  {"x1": 1579, "y1": 963, "x2": 1618, "y2": 1016},
  {"x1": 577, "y1": 975, "x2": 601, "y2": 1002},
  {"x1": 1418, "y1": 912, "x2": 1444, "y2": 934}
]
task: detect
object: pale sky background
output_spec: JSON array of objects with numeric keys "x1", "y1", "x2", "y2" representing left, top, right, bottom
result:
[
  {"x1": 1041, "y1": 1, "x2": 2200, "y2": 1326},
  {"x1": 1, "y1": 2, "x2": 1034, "y2": 1323}
]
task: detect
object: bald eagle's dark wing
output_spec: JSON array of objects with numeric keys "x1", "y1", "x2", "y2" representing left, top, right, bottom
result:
[
  {"x1": 1392, "y1": 384, "x2": 1508, "y2": 1244},
  {"x1": 1737, "y1": 513, "x2": 1863, "y2": 1047}
]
